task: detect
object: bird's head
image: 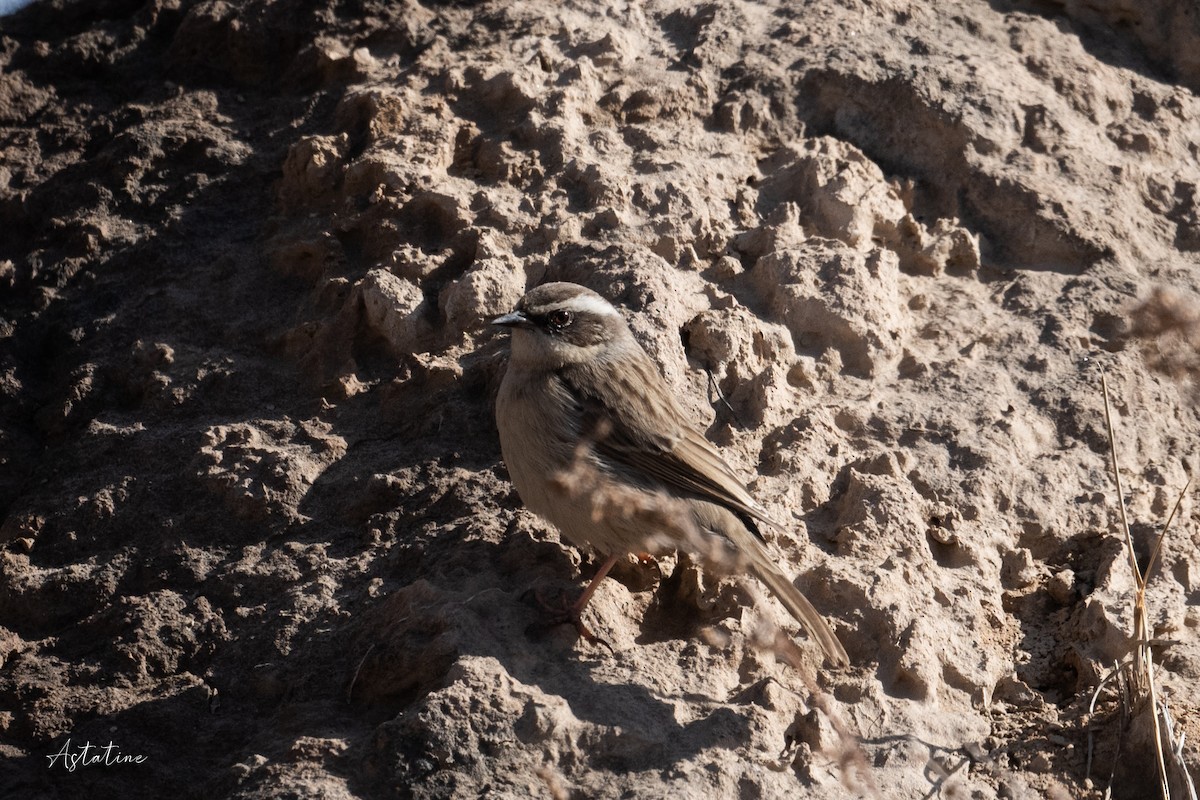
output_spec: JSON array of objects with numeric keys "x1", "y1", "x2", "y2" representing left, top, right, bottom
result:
[{"x1": 493, "y1": 282, "x2": 633, "y2": 369}]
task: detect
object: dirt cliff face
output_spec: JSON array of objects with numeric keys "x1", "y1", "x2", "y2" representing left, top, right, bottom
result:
[{"x1": 2, "y1": 0, "x2": 1199, "y2": 797}]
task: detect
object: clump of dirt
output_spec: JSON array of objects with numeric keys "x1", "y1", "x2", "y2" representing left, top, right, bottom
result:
[{"x1": 2, "y1": 0, "x2": 1199, "y2": 798}]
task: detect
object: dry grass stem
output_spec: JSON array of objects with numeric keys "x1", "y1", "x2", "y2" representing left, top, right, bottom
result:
[
  {"x1": 346, "y1": 643, "x2": 376, "y2": 705},
  {"x1": 1086, "y1": 660, "x2": 1128, "y2": 793},
  {"x1": 1097, "y1": 375, "x2": 1196, "y2": 800}
]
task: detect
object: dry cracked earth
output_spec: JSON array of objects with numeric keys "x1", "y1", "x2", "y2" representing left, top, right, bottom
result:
[{"x1": 2, "y1": 0, "x2": 1200, "y2": 798}]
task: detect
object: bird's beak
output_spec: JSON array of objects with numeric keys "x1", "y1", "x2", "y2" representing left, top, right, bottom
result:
[{"x1": 492, "y1": 310, "x2": 533, "y2": 329}]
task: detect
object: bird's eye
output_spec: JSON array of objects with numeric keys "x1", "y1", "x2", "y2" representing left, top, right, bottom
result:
[{"x1": 546, "y1": 309, "x2": 573, "y2": 329}]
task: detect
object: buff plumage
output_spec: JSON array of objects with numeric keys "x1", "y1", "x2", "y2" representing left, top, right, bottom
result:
[{"x1": 494, "y1": 282, "x2": 848, "y2": 666}]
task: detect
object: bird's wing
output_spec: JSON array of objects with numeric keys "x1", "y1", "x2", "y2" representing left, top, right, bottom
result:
[
  {"x1": 559, "y1": 352, "x2": 850, "y2": 667},
  {"x1": 559, "y1": 353, "x2": 780, "y2": 533}
]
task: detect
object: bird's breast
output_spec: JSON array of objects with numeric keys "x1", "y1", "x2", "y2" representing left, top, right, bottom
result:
[{"x1": 496, "y1": 367, "x2": 581, "y2": 523}]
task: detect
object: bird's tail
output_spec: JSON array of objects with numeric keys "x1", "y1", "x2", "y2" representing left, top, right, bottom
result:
[
  {"x1": 687, "y1": 501, "x2": 850, "y2": 666},
  {"x1": 746, "y1": 553, "x2": 849, "y2": 666}
]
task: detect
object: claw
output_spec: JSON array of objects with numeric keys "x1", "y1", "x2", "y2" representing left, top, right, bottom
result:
[{"x1": 531, "y1": 587, "x2": 613, "y2": 650}]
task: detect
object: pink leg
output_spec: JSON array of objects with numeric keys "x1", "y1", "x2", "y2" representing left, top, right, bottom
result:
[
  {"x1": 570, "y1": 553, "x2": 621, "y2": 615},
  {"x1": 535, "y1": 553, "x2": 621, "y2": 648}
]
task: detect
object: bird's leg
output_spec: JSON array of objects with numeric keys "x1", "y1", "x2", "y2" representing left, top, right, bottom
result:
[
  {"x1": 535, "y1": 553, "x2": 621, "y2": 649},
  {"x1": 572, "y1": 552, "x2": 620, "y2": 612}
]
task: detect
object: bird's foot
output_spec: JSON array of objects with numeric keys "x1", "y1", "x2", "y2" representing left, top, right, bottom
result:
[{"x1": 529, "y1": 587, "x2": 613, "y2": 652}]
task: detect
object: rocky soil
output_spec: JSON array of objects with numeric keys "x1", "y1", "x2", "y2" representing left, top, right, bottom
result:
[{"x1": 2, "y1": 0, "x2": 1200, "y2": 797}]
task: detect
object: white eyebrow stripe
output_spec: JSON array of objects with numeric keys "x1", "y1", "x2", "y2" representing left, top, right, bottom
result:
[{"x1": 557, "y1": 293, "x2": 620, "y2": 317}]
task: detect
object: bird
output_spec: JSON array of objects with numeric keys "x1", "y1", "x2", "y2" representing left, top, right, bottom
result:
[{"x1": 493, "y1": 281, "x2": 849, "y2": 666}]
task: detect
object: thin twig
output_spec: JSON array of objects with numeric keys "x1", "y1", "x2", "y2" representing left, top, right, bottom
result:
[
  {"x1": 1108, "y1": 664, "x2": 1130, "y2": 799},
  {"x1": 1100, "y1": 374, "x2": 1190, "y2": 800},
  {"x1": 1145, "y1": 476, "x2": 1191, "y2": 583},
  {"x1": 1145, "y1": 477, "x2": 1192, "y2": 799},
  {"x1": 1087, "y1": 660, "x2": 1123, "y2": 782},
  {"x1": 705, "y1": 368, "x2": 738, "y2": 419},
  {"x1": 1162, "y1": 696, "x2": 1200, "y2": 800},
  {"x1": 1146, "y1": 634, "x2": 1170, "y2": 799},
  {"x1": 1101, "y1": 375, "x2": 1142, "y2": 592},
  {"x1": 346, "y1": 643, "x2": 376, "y2": 704}
]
